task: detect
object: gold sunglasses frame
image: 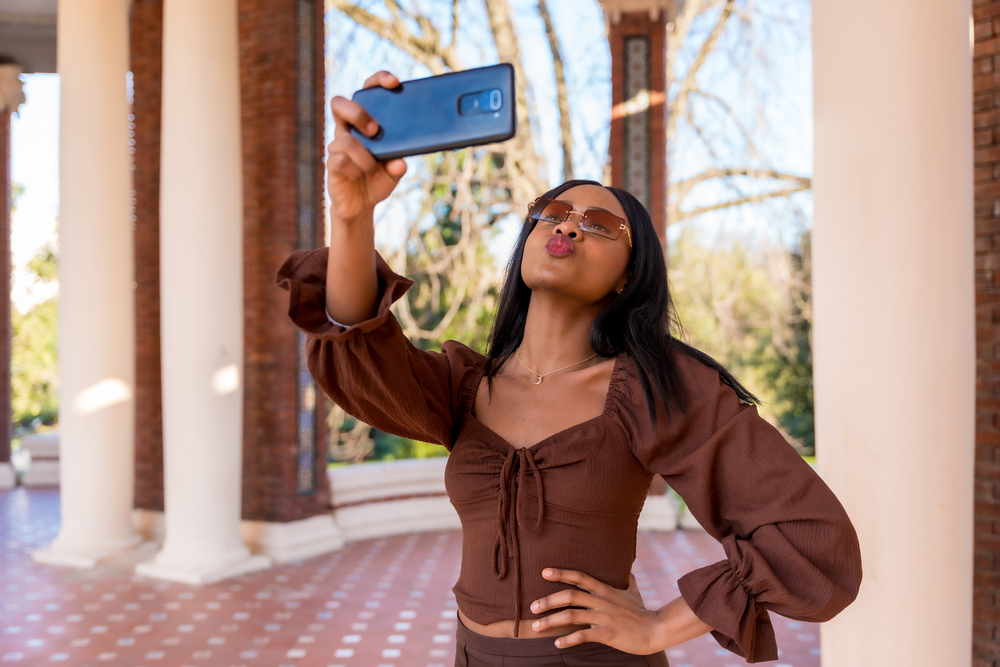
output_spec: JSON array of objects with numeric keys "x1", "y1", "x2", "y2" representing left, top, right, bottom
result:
[{"x1": 528, "y1": 198, "x2": 633, "y2": 248}]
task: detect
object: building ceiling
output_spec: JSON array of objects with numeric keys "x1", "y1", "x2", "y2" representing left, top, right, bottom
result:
[
  {"x1": 0, "y1": 0, "x2": 57, "y2": 74},
  {"x1": 0, "y1": 0, "x2": 57, "y2": 17}
]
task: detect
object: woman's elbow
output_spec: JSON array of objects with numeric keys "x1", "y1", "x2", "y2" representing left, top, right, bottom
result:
[{"x1": 801, "y1": 526, "x2": 863, "y2": 622}]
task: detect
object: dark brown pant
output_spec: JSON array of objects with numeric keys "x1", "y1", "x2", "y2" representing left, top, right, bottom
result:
[{"x1": 454, "y1": 616, "x2": 670, "y2": 666}]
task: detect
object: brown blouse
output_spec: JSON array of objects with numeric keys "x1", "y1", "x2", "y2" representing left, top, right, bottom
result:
[{"x1": 276, "y1": 248, "x2": 862, "y2": 663}]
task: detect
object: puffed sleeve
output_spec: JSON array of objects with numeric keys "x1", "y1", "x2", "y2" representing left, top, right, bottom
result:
[
  {"x1": 275, "y1": 247, "x2": 477, "y2": 450},
  {"x1": 626, "y1": 353, "x2": 862, "y2": 663}
]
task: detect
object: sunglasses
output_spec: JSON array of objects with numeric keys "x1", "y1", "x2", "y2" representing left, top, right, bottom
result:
[{"x1": 528, "y1": 198, "x2": 633, "y2": 248}]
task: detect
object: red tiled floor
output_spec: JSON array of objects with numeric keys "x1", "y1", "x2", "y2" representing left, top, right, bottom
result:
[{"x1": 0, "y1": 489, "x2": 819, "y2": 666}]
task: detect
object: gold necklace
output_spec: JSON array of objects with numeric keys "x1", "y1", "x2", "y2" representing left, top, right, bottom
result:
[{"x1": 515, "y1": 348, "x2": 598, "y2": 385}]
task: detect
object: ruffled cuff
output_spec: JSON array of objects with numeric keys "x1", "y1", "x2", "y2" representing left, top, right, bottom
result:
[
  {"x1": 678, "y1": 559, "x2": 777, "y2": 663},
  {"x1": 274, "y1": 248, "x2": 413, "y2": 340}
]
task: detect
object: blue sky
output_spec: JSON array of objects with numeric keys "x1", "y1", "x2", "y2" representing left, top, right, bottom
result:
[{"x1": 10, "y1": 73, "x2": 60, "y2": 314}]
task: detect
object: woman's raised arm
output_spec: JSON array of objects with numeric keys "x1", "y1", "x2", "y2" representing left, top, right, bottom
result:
[{"x1": 325, "y1": 71, "x2": 408, "y2": 325}]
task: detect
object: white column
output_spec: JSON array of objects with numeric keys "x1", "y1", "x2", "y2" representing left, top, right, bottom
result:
[
  {"x1": 813, "y1": 2, "x2": 973, "y2": 666},
  {"x1": 134, "y1": 0, "x2": 269, "y2": 584},
  {"x1": 32, "y1": 0, "x2": 141, "y2": 567}
]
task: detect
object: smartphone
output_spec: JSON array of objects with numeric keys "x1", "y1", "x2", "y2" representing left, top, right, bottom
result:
[{"x1": 350, "y1": 63, "x2": 517, "y2": 161}]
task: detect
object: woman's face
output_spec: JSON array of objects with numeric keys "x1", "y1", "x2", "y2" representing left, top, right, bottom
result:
[{"x1": 520, "y1": 185, "x2": 632, "y2": 305}]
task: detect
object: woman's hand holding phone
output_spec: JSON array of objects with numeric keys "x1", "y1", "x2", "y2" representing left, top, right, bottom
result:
[
  {"x1": 327, "y1": 71, "x2": 407, "y2": 225},
  {"x1": 324, "y1": 72, "x2": 406, "y2": 327}
]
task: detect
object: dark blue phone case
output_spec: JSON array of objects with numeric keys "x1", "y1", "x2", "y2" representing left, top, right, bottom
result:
[{"x1": 350, "y1": 63, "x2": 517, "y2": 161}]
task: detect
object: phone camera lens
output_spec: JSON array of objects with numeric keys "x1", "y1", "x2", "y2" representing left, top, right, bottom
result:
[{"x1": 459, "y1": 89, "x2": 503, "y2": 116}]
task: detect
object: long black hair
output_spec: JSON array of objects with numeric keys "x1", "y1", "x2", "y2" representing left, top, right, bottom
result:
[{"x1": 484, "y1": 179, "x2": 757, "y2": 426}]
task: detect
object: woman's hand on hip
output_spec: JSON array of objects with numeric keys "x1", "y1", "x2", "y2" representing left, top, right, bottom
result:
[
  {"x1": 327, "y1": 71, "x2": 407, "y2": 224},
  {"x1": 529, "y1": 568, "x2": 711, "y2": 655}
]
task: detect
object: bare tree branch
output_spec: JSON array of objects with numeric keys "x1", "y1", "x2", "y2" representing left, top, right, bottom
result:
[
  {"x1": 482, "y1": 0, "x2": 546, "y2": 203},
  {"x1": 688, "y1": 88, "x2": 757, "y2": 156},
  {"x1": 328, "y1": 0, "x2": 460, "y2": 74},
  {"x1": 667, "y1": 0, "x2": 737, "y2": 144},
  {"x1": 537, "y1": 0, "x2": 574, "y2": 181},
  {"x1": 672, "y1": 184, "x2": 811, "y2": 222},
  {"x1": 673, "y1": 167, "x2": 811, "y2": 200},
  {"x1": 327, "y1": 403, "x2": 375, "y2": 463}
]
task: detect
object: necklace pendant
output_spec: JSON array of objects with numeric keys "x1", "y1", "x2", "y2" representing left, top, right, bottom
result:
[{"x1": 534, "y1": 375, "x2": 543, "y2": 385}]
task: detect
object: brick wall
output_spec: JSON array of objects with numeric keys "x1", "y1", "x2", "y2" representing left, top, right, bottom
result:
[
  {"x1": 130, "y1": 0, "x2": 165, "y2": 511},
  {"x1": 607, "y1": 12, "x2": 667, "y2": 246},
  {"x1": 974, "y1": 2, "x2": 1000, "y2": 665},
  {"x1": 238, "y1": 0, "x2": 329, "y2": 522}
]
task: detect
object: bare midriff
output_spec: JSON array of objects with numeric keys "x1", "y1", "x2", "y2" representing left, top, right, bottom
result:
[{"x1": 457, "y1": 609, "x2": 588, "y2": 640}]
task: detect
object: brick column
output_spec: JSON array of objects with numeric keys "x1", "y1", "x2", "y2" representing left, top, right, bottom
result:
[
  {"x1": 605, "y1": 8, "x2": 667, "y2": 246},
  {"x1": 601, "y1": 2, "x2": 670, "y2": 509},
  {"x1": 130, "y1": 0, "x2": 165, "y2": 515},
  {"x1": 974, "y1": 4, "x2": 1000, "y2": 665},
  {"x1": 236, "y1": 0, "x2": 342, "y2": 562},
  {"x1": 0, "y1": 63, "x2": 20, "y2": 490}
]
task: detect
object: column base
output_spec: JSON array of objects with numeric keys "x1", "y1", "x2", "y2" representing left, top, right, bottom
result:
[
  {"x1": 135, "y1": 551, "x2": 271, "y2": 585},
  {"x1": 132, "y1": 508, "x2": 165, "y2": 542},
  {"x1": 0, "y1": 462, "x2": 15, "y2": 489},
  {"x1": 240, "y1": 514, "x2": 344, "y2": 564},
  {"x1": 33, "y1": 532, "x2": 144, "y2": 569}
]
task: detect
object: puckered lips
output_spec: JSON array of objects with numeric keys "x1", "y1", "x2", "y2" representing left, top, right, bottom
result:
[{"x1": 545, "y1": 234, "x2": 575, "y2": 257}]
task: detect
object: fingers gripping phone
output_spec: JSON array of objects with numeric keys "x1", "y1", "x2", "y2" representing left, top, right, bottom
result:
[{"x1": 350, "y1": 64, "x2": 517, "y2": 161}]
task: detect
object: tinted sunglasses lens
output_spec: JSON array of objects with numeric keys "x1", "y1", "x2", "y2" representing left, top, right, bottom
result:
[
  {"x1": 580, "y1": 210, "x2": 622, "y2": 239},
  {"x1": 532, "y1": 199, "x2": 572, "y2": 222}
]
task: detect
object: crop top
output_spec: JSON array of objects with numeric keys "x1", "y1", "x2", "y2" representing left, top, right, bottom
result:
[{"x1": 275, "y1": 248, "x2": 862, "y2": 663}]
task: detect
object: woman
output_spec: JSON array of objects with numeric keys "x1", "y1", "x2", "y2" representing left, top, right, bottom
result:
[{"x1": 276, "y1": 72, "x2": 862, "y2": 666}]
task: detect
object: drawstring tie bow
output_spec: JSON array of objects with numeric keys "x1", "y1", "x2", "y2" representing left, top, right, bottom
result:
[{"x1": 491, "y1": 447, "x2": 545, "y2": 637}]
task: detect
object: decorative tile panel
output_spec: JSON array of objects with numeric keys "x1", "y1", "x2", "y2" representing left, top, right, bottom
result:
[
  {"x1": 623, "y1": 35, "x2": 651, "y2": 208},
  {"x1": 295, "y1": 0, "x2": 319, "y2": 495}
]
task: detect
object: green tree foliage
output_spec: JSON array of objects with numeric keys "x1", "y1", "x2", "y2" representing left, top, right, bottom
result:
[
  {"x1": 372, "y1": 431, "x2": 447, "y2": 461},
  {"x1": 670, "y1": 230, "x2": 814, "y2": 454},
  {"x1": 10, "y1": 184, "x2": 60, "y2": 428},
  {"x1": 12, "y1": 245, "x2": 59, "y2": 428},
  {"x1": 27, "y1": 245, "x2": 57, "y2": 282},
  {"x1": 746, "y1": 316, "x2": 813, "y2": 451},
  {"x1": 743, "y1": 232, "x2": 813, "y2": 451}
]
